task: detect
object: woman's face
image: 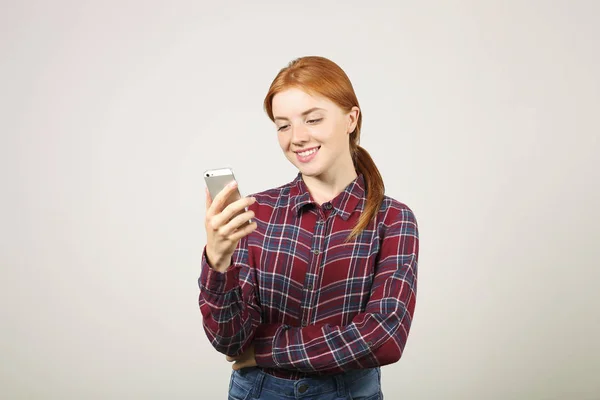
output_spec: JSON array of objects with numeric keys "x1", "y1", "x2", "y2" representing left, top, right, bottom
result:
[{"x1": 271, "y1": 88, "x2": 359, "y2": 180}]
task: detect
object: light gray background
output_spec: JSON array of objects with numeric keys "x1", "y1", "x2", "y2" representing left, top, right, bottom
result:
[{"x1": 1, "y1": 1, "x2": 599, "y2": 399}]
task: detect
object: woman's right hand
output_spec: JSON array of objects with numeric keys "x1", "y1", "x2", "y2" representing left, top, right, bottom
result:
[{"x1": 204, "y1": 181, "x2": 257, "y2": 272}]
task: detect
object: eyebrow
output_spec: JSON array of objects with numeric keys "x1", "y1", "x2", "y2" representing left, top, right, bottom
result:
[{"x1": 274, "y1": 107, "x2": 326, "y2": 121}]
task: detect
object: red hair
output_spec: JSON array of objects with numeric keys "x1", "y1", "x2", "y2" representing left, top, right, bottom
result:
[{"x1": 264, "y1": 56, "x2": 385, "y2": 241}]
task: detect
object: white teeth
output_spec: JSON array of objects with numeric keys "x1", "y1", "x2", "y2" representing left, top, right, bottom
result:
[{"x1": 298, "y1": 148, "x2": 318, "y2": 157}]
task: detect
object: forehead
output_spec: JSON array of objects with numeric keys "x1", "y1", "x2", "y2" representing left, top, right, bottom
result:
[{"x1": 272, "y1": 87, "x2": 337, "y2": 115}]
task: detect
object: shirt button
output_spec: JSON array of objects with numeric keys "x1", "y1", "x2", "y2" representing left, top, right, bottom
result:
[
  {"x1": 301, "y1": 319, "x2": 308, "y2": 327},
  {"x1": 312, "y1": 249, "x2": 320, "y2": 255},
  {"x1": 298, "y1": 384, "x2": 309, "y2": 393},
  {"x1": 306, "y1": 284, "x2": 313, "y2": 290},
  {"x1": 367, "y1": 341, "x2": 374, "y2": 347},
  {"x1": 323, "y1": 202, "x2": 332, "y2": 210}
]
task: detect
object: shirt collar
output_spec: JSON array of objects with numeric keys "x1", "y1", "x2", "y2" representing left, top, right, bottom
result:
[{"x1": 289, "y1": 172, "x2": 366, "y2": 221}]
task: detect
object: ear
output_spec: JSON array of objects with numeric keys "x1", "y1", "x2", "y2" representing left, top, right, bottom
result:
[{"x1": 347, "y1": 106, "x2": 360, "y2": 134}]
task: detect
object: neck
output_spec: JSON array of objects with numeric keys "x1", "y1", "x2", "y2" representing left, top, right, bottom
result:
[{"x1": 302, "y1": 162, "x2": 358, "y2": 205}]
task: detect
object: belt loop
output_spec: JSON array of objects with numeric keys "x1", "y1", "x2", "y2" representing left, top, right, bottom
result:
[
  {"x1": 251, "y1": 368, "x2": 265, "y2": 398},
  {"x1": 335, "y1": 373, "x2": 346, "y2": 397}
]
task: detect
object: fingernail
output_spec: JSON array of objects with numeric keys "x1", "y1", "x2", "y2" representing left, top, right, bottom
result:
[{"x1": 229, "y1": 181, "x2": 238, "y2": 188}]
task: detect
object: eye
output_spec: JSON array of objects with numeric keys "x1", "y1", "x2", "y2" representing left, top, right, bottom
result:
[
  {"x1": 277, "y1": 124, "x2": 290, "y2": 132},
  {"x1": 306, "y1": 118, "x2": 323, "y2": 124}
]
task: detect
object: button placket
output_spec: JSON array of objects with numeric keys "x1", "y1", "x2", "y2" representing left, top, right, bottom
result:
[{"x1": 300, "y1": 213, "x2": 326, "y2": 329}]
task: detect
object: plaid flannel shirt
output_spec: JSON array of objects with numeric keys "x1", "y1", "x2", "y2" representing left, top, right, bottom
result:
[{"x1": 198, "y1": 173, "x2": 419, "y2": 379}]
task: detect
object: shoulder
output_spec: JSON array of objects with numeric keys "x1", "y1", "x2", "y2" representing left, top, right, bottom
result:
[
  {"x1": 376, "y1": 197, "x2": 419, "y2": 259},
  {"x1": 249, "y1": 180, "x2": 294, "y2": 206},
  {"x1": 245, "y1": 179, "x2": 296, "y2": 219},
  {"x1": 378, "y1": 195, "x2": 418, "y2": 231}
]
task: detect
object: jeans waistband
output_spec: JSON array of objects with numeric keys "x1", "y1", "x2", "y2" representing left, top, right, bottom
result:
[{"x1": 236, "y1": 367, "x2": 377, "y2": 398}]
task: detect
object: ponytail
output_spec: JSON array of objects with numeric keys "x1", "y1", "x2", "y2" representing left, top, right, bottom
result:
[{"x1": 346, "y1": 144, "x2": 385, "y2": 242}]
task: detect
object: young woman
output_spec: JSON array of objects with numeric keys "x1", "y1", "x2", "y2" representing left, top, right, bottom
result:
[{"x1": 199, "y1": 56, "x2": 419, "y2": 400}]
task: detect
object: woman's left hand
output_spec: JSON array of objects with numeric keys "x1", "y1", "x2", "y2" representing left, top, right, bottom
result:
[{"x1": 226, "y1": 343, "x2": 257, "y2": 370}]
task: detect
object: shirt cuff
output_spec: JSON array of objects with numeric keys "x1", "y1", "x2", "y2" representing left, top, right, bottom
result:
[
  {"x1": 253, "y1": 323, "x2": 286, "y2": 368},
  {"x1": 198, "y1": 246, "x2": 239, "y2": 294}
]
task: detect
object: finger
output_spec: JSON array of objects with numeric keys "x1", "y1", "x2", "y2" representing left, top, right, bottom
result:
[
  {"x1": 227, "y1": 221, "x2": 257, "y2": 243},
  {"x1": 217, "y1": 210, "x2": 255, "y2": 237},
  {"x1": 208, "y1": 181, "x2": 239, "y2": 216},
  {"x1": 222, "y1": 196, "x2": 256, "y2": 220},
  {"x1": 210, "y1": 197, "x2": 256, "y2": 231},
  {"x1": 226, "y1": 355, "x2": 237, "y2": 362},
  {"x1": 232, "y1": 361, "x2": 246, "y2": 371}
]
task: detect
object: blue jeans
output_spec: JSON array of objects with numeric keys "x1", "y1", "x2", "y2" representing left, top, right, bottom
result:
[{"x1": 228, "y1": 366, "x2": 383, "y2": 400}]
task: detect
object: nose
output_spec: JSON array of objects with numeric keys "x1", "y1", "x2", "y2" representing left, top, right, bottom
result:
[{"x1": 291, "y1": 124, "x2": 309, "y2": 145}]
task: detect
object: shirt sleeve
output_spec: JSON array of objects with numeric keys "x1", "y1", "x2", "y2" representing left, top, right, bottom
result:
[
  {"x1": 253, "y1": 206, "x2": 419, "y2": 372},
  {"x1": 197, "y1": 234, "x2": 262, "y2": 357}
]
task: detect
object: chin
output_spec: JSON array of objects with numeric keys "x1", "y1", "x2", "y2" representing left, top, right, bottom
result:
[
  {"x1": 297, "y1": 166, "x2": 325, "y2": 178},
  {"x1": 287, "y1": 155, "x2": 326, "y2": 177}
]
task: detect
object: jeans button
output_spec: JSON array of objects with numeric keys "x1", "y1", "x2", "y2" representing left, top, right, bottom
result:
[{"x1": 298, "y1": 384, "x2": 309, "y2": 393}]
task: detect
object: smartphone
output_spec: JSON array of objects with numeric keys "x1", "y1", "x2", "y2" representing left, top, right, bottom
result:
[{"x1": 204, "y1": 167, "x2": 253, "y2": 225}]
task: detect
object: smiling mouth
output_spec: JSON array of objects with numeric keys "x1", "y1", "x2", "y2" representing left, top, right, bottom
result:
[{"x1": 295, "y1": 146, "x2": 321, "y2": 157}]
